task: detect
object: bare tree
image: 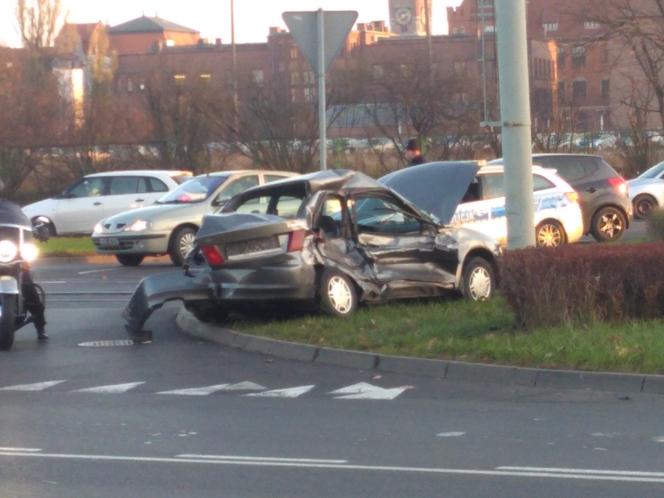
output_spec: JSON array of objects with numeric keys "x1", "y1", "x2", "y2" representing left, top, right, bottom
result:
[{"x1": 16, "y1": 0, "x2": 64, "y2": 51}]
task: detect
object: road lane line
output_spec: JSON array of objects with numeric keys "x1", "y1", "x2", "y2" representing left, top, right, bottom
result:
[
  {"x1": 177, "y1": 455, "x2": 348, "y2": 463},
  {"x1": 77, "y1": 268, "x2": 121, "y2": 275},
  {"x1": 73, "y1": 382, "x2": 145, "y2": 394},
  {"x1": 0, "y1": 447, "x2": 41, "y2": 452},
  {"x1": 157, "y1": 385, "x2": 231, "y2": 396},
  {"x1": 0, "y1": 451, "x2": 664, "y2": 483},
  {"x1": 0, "y1": 381, "x2": 66, "y2": 391},
  {"x1": 497, "y1": 466, "x2": 664, "y2": 477}
]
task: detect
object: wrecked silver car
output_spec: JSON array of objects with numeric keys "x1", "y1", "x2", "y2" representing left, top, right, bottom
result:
[{"x1": 124, "y1": 162, "x2": 501, "y2": 341}]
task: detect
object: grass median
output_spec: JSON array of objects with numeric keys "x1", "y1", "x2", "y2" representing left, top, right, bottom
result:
[
  {"x1": 37, "y1": 236, "x2": 96, "y2": 257},
  {"x1": 233, "y1": 296, "x2": 664, "y2": 374}
]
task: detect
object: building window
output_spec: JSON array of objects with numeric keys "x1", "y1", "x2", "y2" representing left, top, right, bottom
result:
[
  {"x1": 484, "y1": 25, "x2": 495, "y2": 33},
  {"x1": 400, "y1": 64, "x2": 411, "y2": 77},
  {"x1": 165, "y1": 39, "x2": 175, "y2": 47},
  {"x1": 291, "y1": 88, "x2": 297, "y2": 102},
  {"x1": 199, "y1": 73, "x2": 212, "y2": 80},
  {"x1": 303, "y1": 71, "x2": 314, "y2": 84},
  {"x1": 304, "y1": 87, "x2": 314, "y2": 102},
  {"x1": 543, "y1": 22, "x2": 559, "y2": 32},
  {"x1": 584, "y1": 21, "x2": 600, "y2": 30},
  {"x1": 372, "y1": 64, "x2": 384, "y2": 80},
  {"x1": 602, "y1": 48, "x2": 610, "y2": 64},
  {"x1": 452, "y1": 26, "x2": 465, "y2": 35},
  {"x1": 557, "y1": 47, "x2": 566, "y2": 69},
  {"x1": 290, "y1": 47, "x2": 298, "y2": 59},
  {"x1": 127, "y1": 78, "x2": 134, "y2": 92},
  {"x1": 572, "y1": 46, "x2": 586, "y2": 68},
  {"x1": 251, "y1": 69, "x2": 264, "y2": 85},
  {"x1": 290, "y1": 72, "x2": 300, "y2": 85},
  {"x1": 558, "y1": 81, "x2": 566, "y2": 103},
  {"x1": 572, "y1": 80, "x2": 587, "y2": 101},
  {"x1": 601, "y1": 79, "x2": 610, "y2": 100}
]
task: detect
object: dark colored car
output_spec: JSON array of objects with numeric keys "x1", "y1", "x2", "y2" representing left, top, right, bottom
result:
[
  {"x1": 490, "y1": 154, "x2": 632, "y2": 242},
  {"x1": 124, "y1": 163, "x2": 502, "y2": 339}
]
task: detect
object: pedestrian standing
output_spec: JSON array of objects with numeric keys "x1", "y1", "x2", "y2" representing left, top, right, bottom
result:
[{"x1": 405, "y1": 138, "x2": 426, "y2": 166}]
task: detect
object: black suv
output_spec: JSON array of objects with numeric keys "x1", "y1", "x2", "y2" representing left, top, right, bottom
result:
[{"x1": 490, "y1": 154, "x2": 632, "y2": 242}]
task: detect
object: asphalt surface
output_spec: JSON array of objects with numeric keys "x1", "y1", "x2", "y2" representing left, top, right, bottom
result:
[{"x1": 1, "y1": 226, "x2": 663, "y2": 497}]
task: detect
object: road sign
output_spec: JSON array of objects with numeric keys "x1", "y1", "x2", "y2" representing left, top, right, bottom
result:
[
  {"x1": 282, "y1": 10, "x2": 358, "y2": 170},
  {"x1": 282, "y1": 10, "x2": 358, "y2": 72}
]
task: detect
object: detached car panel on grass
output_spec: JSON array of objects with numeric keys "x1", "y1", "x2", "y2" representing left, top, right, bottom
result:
[{"x1": 124, "y1": 162, "x2": 503, "y2": 338}]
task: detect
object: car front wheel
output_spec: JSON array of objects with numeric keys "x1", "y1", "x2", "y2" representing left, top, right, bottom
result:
[
  {"x1": 116, "y1": 254, "x2": 145, "y2": 266},
  {"x1": 536, "y1": 220, "x2": 566, "y2": 248},
  {"x1": 319, "y1": 269, "x2": 358, "y2": 317},
  {"x1": 591, "y1": 207, "x2": 627, "y2": 242},
  {"x1": 633, "y1": 194, "x2": 657, "y2": 219},
  {"x1": 462, "y1": 257, "x2": 496, "y2": 301},
  {"x1": 169, "y1": 227, "x2": 197, "y2": 266}
]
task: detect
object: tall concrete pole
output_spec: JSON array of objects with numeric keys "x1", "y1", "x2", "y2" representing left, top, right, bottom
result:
[
  {"x1": 317, "y1": 9, "x2": 327, "y2": 170},
  {"x1": 495, "y1": 0, "x2": 535, "y2": 249},
  {"x1": 231, "y1": 0, "x2": 239, "y2": 133}
]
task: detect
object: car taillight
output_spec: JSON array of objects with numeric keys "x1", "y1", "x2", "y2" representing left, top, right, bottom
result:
[
  {"x1": 608, "y1": 177, "x2": 628, "y2": 196},
  {"x1": 565, "y1": 191, "x2": 579, "y2": 204},
  {"x1": 287, "y1": 230, "x2": 306, "y2": 252},
  {"x1": 200, "y1": 244, "x2": 225, "y2": 266}
]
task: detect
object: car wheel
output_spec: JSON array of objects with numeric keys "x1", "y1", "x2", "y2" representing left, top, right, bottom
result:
[
  {"x1": 116, "y1": 254, "x2": 145, "y2": 266},
  {"x1": 633, "y1": 194, "x2": 657, "y2": 219},
  {"x1": 462, "y1": 257, "x2": 495, "y2": 301},
  {"x1": 31, "y1": 217, "x2": 56, "y2": 237},
  {"x1": 169, "y1": 227, "x2": 197, "y2": 266},
  {"x1": 591, "y1": 207, "x2": 627, "y2": 242},
  {"x1": 319, "y1": 269, "x2": 358, "y2": 317},
  {"x1": 536, "y1": 220, "x2": 566, "y2": 248}
]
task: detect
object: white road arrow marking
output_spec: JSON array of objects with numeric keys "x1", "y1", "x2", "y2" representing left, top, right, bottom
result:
[
  {"x1": 245, "y1": 385, "x2": 314, "y2": 398},
  {"x1": 74, "y1": 382, "x2": 145, "y2": 394},
  {"x1": 0, "y1": 380, "x2": 66, "y2": 392},
  {"x1": 222, "y1": 382, "x2": 266, "y2": 392},
  {"x1": 157, "y1": 384, "x2": 230, "y2": 396},
  {"x1": 330, "y1": 382, "x2": 411, "y2": 400}
]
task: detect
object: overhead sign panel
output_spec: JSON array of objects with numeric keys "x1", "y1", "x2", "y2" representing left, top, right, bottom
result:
[{"x1": 282, "y1": 10, "x2": 358, "y2": 71}]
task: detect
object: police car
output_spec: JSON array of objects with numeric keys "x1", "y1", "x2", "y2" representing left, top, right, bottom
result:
[{"x1": 451, "y1": 164, "x2": 584, "y2": 247}]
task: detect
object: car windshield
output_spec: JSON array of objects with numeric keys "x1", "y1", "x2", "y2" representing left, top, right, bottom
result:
[
  {"x1": 156, "y1": 176, "x2": 228, "y2": 204},
  {"x1": 637, "y1": 161, "x2": 664, "y2": 179},
  {"x1": 226, "y1": 182, "x2": 308, "y2": 219}
]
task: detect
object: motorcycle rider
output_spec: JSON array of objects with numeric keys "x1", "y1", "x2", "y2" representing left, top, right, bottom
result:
[{"x1": 0, "y1": 180, "x2": 47, "y2": 340}]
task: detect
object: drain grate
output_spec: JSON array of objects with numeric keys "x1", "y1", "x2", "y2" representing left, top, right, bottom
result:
[{"x1": 78, "y1": 340, "x2": 135, "y2": 347}]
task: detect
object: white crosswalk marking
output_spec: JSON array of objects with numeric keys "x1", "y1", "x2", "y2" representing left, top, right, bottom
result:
[
  {"x1": 0, "y1": 381, "x2": 66, "y2": 392},
  {"x1": 330, "y1": 382, "x2": 410, "y2": 400},
  {"x1": 158, "y1": 384, "x2": 231, "y2": 396},
  {"x1": 245, "y1": 385, "x2": 315, "y2": 398},
  {"x1": 73, "y1": 382, "x2": 145, "y2": 394},
  {"x1": 222, "y1": 382, "x2": 266, "y2": 392}
]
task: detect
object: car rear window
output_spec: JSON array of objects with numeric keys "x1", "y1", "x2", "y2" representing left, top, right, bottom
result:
[
  {"x1": 534, "y1": 156, "x2": 616, "y2": 183},
  {"x1": 533, "y1": 174, "x2": 555, "y2": 191},
  {"x1": 148, "y1": 177, "x2": 169, "y2": 192},
  {"x1": 156, "y1": 176, "x2": 228, "y2": 204}
]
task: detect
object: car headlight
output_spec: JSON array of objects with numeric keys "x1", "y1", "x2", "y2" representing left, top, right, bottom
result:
[
  {"x1": 20, "y1": 243, "x2": 39, "y2": 262},
  {"x1": 93, "y1": 222, "x2": 103, "y2": 234},
  {"x1": 123, "y1": 220, "x2": 150, "y2": 232},
  {"x1": 0, "y1": 240, "x2": 18, "y2": 263}
]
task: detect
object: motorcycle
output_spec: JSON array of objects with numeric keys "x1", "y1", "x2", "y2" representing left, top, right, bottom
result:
[{"x1": 0, "y1": 218, "x2": 49, "y2": 350}]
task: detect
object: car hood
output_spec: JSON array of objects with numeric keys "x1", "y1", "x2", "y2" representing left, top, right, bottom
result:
[
  {"x1": 378, "y1": 162, "x2": 480, "y2": 225},
  {"x1": 627, "y1": 177, "x2": 660, "y2": 186},
  {"x1": 22, "y1": 198, "x2": 56, "y2": 217},
  {"x1": 102, "y1": 203, "x2": 202, "y2": 224}
]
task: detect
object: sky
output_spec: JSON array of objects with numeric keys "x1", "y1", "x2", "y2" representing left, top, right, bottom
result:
[{"x1": 0, "y1": 0, "x2": 463, "y2": 47}]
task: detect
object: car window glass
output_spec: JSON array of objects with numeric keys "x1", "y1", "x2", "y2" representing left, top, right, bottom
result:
[
  {"x1": 110, "y1": 177, "x2": 139, "y2": 195},
  {"x1": 533, "y1": 174, "x2": 555, "y2": 191},
  {"x1": 537, "y1": 157, "x2": 587, "y2": 182},
  {"x1": 461, "y1": 178, "x2": 481, "y2": 203},
  {"x1": 67, "y1": 177, "x2": 106, "y2": 198},
  {"x1": 216, "y1": 175, "x2": 259, "y2": 203},
  {"x1": 481, "y1": 173, "x2": 505, "y2": 199},
  {"x1": 157, "y1": 176, "x2": 228, "y2": 204},
  {"x1": 638, "y1": 161, "x2": 664, "y2": 179},
  {"x1": 137, "y1": 177, "x2": 149, "y2": 194},
  {"x1": 354, "y1": 197, "x2": 420, "y2": 235},
  {"x1": 234, "y1": 194, "x2": 303, "y2": 219},
  {"x1": 148, "y1": 177, "x2": 169, "y2": 192},
  {"x1": 265, "y1": 174, "x2": 290, "y2": 184}
]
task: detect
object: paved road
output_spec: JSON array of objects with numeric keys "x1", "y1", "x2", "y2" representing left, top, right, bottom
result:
[{"x1": 0, "y1": 238, "x2": 660, "y2": 497}]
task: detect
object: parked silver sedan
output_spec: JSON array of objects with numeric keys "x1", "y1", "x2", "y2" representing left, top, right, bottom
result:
[
  {"x1": 92, "y1": 170, "x2": 297, "y2": 266},
  {"x1": 627, "y1": 160, "x2": 664, "y2": 218}
]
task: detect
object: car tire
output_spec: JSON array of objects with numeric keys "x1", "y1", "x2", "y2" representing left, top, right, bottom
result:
[
  {"x1": 590, "y1": 206, "x2": 627, "y2": 242},
  {"x1": 462, "y1": 257, "x2": 495, "y2": 301},
  {"x1": 535, "y1": 220, "x2": 566, "y2": 248},
  {"x1": 116, "y1": 254, "x2": 145, "y2": 266},
  {"x1": 31, "y1": 217, "x2": 56, "y2": 237},
  {"x1": 169, "y1": 227, "x2": 197, "y2": 266},
  {"x1": 318, "y1": 269, "x2": 358, "y2": 317},
  {"x1": 633, "y1": 194, "x2": 657, "y2": 219}
]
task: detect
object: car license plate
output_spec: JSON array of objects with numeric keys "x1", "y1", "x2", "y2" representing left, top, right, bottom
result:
[{"x1": 100, "y1": 237, "x2": 120, "y2": 247}]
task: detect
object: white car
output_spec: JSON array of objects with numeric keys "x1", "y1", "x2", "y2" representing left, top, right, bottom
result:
[
  {"x1": 22, "y1": 170, "x2": 192, "y2": 235},
  {"x1": 627, "y1": 160, "x2": 664, "y2": 219},
  {"x1": 451, "y1": 164, "x2": 584, "y2": 247}
]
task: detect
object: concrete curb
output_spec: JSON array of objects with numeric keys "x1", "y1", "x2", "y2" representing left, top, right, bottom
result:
[
  {"x1": 175, "y1": 308, "x2": 664, "y2": 395},
  {"x1": 38, "y1": 255, "x2": 172, "y2": 265}
]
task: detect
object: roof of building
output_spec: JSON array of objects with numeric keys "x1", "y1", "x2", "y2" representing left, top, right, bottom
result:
[{"x1": 109, "y1": 15, "x2": 199, "y2": 35}]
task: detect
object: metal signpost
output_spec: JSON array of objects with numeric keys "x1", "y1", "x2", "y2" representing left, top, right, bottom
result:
[
  {"x1": 282, "y1": 10, "x2": 358, "y2": 170},
  {"x1": 495, "y1": 0, "x2": 535, "y2": 248}
]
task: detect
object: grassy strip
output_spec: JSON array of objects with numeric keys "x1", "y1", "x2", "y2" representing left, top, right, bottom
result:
[
  {"x1": 233, "y1": 297, "x2": 664, "y2": 374},
  {"x1": 37, "y1": 236, "x2": 96, "y2": 257}
]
